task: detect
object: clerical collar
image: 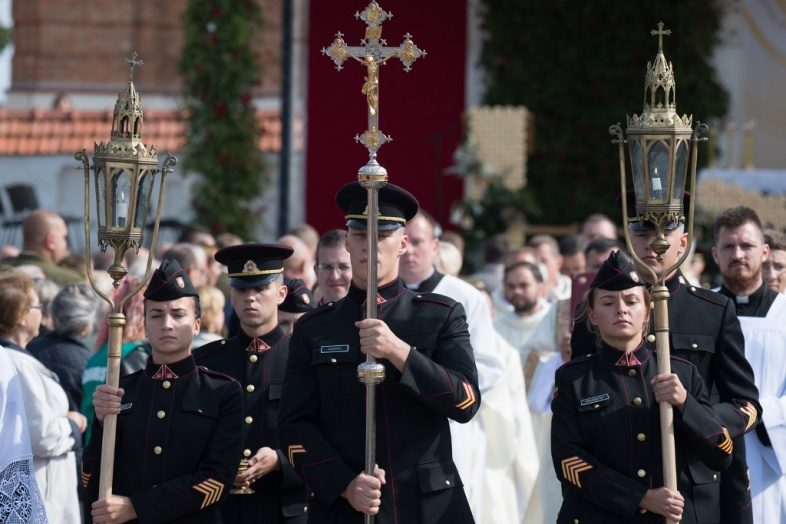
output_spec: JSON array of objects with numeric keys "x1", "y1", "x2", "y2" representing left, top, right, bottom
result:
[
  {"x1": 347, "y1": 278, "x2": 405, "y2": 305},
  {"x1": 145, "y1": 354, "x2": 197, "y2": 380},
  {"x1": 718, "y1": 282, "x2": 777, "y2": 318},
  {"x1": 406, "y1": 268, "x2": 444, "y2": 293}
]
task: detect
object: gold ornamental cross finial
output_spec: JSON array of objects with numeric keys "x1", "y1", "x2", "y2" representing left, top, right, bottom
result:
[
  {"x1": 321, "y1": 1, "x2": 426, "y2": 160},
  {"x1": 124, "y1": 52, "x2": 144, "y2": 81},
  {"x1": 651, "y1": 22, "x2": 671, "y2": 52}
]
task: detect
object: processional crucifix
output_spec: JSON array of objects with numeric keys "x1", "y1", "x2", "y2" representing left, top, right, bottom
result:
[{"x1": 321, "y1": 3, "x2": 425, "y2": 522}]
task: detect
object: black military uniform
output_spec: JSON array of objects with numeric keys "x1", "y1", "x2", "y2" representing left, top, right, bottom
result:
[
  {"x1": 571, "y1": 194, "x2": 761, "y2": 524},
  {"x1": 278, "y1": 182, "x2": 480, "y2": 524},
  {"x1": 83, "y1": 259, "x2": 244, "y2": 523},
  {"x1": 194, "y1": 244, "x2": 309, "y2": 524},
  {"x1": 555, "y1": 251, "x2": 733, "y2": 523}
]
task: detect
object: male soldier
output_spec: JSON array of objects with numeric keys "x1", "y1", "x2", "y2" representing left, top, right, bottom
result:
[
  {"x1": 571, "y1": 193, "x2": 761, "y2": 524},
  {"x1": 84, "y1": 259, "x2": 244, "y2": 523},
  {"x1": 194, "y1": 244, "x2": 308, "y2": 524},
  {"x1": 279, "y1": 182, "x2": 480, "y2": 523},
  {"x1": 278, "y1": 277, "x2": 315, "y2": 335}
]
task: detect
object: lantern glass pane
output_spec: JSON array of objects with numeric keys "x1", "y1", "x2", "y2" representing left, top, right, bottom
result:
[
  {"x1": 94, "y1": 166, "x2": 105, "y2": 230},
  {"x1": 673, "y1": 140, "x2": 689, "y2": 206},
  {"x1": 111, "y1": 170, "x2": 132, "y2": 228},
  {"x1": 134, "y1": 171, "x2": 154, "y2": 228},
  {"x1": 647, "y1": 140, "x2": 669, "y2": 203},
  {"x1": 629, "y1": 139, "x2": 645, "y2": 202}
]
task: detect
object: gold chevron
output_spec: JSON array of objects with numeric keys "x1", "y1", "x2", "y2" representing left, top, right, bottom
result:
[
  {"x1": 81, "y1": 471, "x2": 92, "y2": 488},
  {"x1": 741, "y1": 402, "x2": 757, "y2": 431},
  {"x1": 288, "y1": 444, "x2": 306, "y2": 465},
  {"x1": 193, "y1": 478, "x2": 224, "y2": 509},
  {"x1": 718, "y1": 427, "x2": 734, "y2": 454},
  {"x1": 561, "y1": 456, "x2": 593, "y2": 488},
  {"x1": 455, "y1": 381, "x2": 477, "y2": 410}
]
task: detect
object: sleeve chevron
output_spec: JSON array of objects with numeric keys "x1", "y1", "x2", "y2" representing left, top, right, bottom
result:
[
  {"x1": 455, "y1": 381, "x2": 477, "y2": 410},
  {"x1": 717, "y1": 426, "x2": 733, "y2": 455},
  {"x1": 740, "y1": 402, "x2": 757, "y2": 431},
  {"x1": 193, "y1": 478, "x2": 224, "y2": 509},
  {"x1": 560, "y1": 456, "x2": 593, "y2": 488},
  {"x1": 288, "y1": 444, "x2": 306, "y2": 465}
]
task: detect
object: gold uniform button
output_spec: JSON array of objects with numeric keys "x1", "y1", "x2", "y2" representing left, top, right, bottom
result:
[
  {"x1": 633, "y1": 397, "x2": 642, "y2": 406},
  {"x1": 628, "y1": 369, "x2": 637, "y2": 377},
  {"x1": 445, "y1": 480, "x2": 451, "y2": 486},
  {"x1": 245, "y1": 416, "x2": 253, "y2": 424},
  {"x1": 304, "y1": 506, "x2": 308, "y2": 512},
  {"x1": 639, "y1": 508, "x2": 647, "y2": 514},
  {"x1": 573, "y1": 519, "x2": 580, "y2": 524},
  {"x1": 162, "y1": 380, "x2": 171, "y2": 389},
  {"x1": 153, "y1": 446, "x2": 162, "y2": 455},
  {"x1": 713, "y1": 473, "x2": 718, "y2": 481},
  {"x1": 246, "y1": 384, "x2": 255, "y2": 393},
  {"x1": 249, "y1": 354, "x2": 258, "y2": 363},
  {"x1": 637, "y1": 433, "x2": 646, "y2": 442},
  {"x1": 690, "y1": 286, "x2": 697, "y2": 292},
  {"x1": 593, "y1": 404, "x2": 599, "y2": 409},
  {"x1": 330, "y1": 358, "x2": 337, "y2": 363},
  {"x1": 691, "y1": 343, "x2": 698, "y2": 349},
  {"x1": 646, "y1": 334, "x2": 656, "y2": 343},
  {"x1": 637, "y1": 469, "x2": 646, "y2": 478},
  {"x1": 243, "y1": 449, "x2": 252, "y2": 457},
  {"x1": 156, "y1": 410, "x2": 165, "y2": 419}
]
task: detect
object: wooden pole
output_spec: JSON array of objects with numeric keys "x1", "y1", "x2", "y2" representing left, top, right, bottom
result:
[{"x1": 98, "y1": 313, "x2": 125, "y2": 499}]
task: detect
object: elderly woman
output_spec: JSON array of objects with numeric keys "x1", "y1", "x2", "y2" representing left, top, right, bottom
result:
[
  {"x1": 0, "y1": 270, "x2": 82, "y2": 523},
  {"x1": 551, "y1": 251, "x2": 732, "y2": 523},
  {"x1": 28, "y1": 282, "x2": 98, "y2": 411}
]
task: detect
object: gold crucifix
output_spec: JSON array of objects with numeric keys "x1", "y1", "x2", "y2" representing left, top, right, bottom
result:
[
  {"x1": 124, "y1": 51, "x2": 144, "y2": 81},
  {"x1": 322, "y1": 1, "x2": 425, "y2": 160},
  {"x1": 651, "y1": 21, "x2": 671, "y2": 51}
]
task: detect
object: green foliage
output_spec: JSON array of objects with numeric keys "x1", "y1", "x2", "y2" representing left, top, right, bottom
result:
[
  {"x1": 0, "y1": 26, "x2": 11, "y2": 52},
  {"x1": 479, "y1": 0, "x2": 729, "y2": 226},
  {"x1": 179, "y1": 0, "x2": 266, "y2": 240}
]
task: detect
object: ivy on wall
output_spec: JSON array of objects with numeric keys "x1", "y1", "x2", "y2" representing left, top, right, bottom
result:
[{"x1": 180, "y1": 0, "x2": 267, "y2": 240}]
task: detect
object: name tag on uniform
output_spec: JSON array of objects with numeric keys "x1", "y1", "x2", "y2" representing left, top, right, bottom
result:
[
  {"x1": 321, "y1": 344, "x2": 350, "y2": 354},
  {"x1": 580, "y1": 393, "x2": 610, "y2": 406},
  {"x1": 119, "y1": 403, "x2": 133, "y2": 412}
]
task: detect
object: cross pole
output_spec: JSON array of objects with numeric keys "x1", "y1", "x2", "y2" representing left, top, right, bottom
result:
[
  {"x1": 651, "y1": 21, "x2": 671, "y2": 52},
  {"x1": 321, "y1": 4, "x2": 425, "y2": 523}
]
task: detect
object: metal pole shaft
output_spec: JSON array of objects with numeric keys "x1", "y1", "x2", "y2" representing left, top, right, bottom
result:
[{"x1": 652, "y1": 284, "x2": 678, "y2": 524}]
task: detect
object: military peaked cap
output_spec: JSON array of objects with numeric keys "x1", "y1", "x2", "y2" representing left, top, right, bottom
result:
[
  {"x1": 215, "y1": 243, "x2": 294, "y2": 289},
  {"x1": 590, "y1": 250, "x2": 645, "y2": 291},
  {"x1": 279, "y1": 277, "x2": 316, "y2": 313},
  {"x1": 336, "y1": 181, "x2": 419, "y2": 230}
]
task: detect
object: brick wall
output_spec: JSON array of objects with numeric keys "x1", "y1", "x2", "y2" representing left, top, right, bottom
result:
[{"x1": 10, "y1": 0, "x2": 281, "y2": 97}]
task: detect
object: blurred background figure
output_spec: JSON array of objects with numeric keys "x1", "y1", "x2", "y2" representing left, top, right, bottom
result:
[
  {"x1": 434, "y1": 240, "x2": 463, "y2": 277},
  {"x1": 289, "y1": 223, "x2": 320, "y2": 260},
  {"x1": 80, "y1": 276, "x2": 149, "y2": 444},
  {"x1": 163, "y1": 242, "x2": 209, "y2": 288},
  {"x1": 528, "y1": 234, "x2": 571, "y2": 302},
  {"x1": 764, "y1": 229, "x2": 786, "y2": 294},
  {"x1": 192, "y1": 285, "x2": 226, "y2": 348},
  {"x1": 32, "y1": 277, "x2": 60, "y2": 337},
  {"x1": 470, "y1": 234, "x2": 509, "y2": 295},
  {"x1": 278, "y1": 277, "x2": 315, "y2": 335},
  {"x1": 0, "y1": 270, "x2": 82, "y2": 523},
  {"x1": 278, "y1": 234, "x2": 317, "y2": 290},
  {"x1": 581, "y1": 213, "x2": 618, "y2": 241},
  {"x1": 439, "y1": 230, "x2": 465, "y2": 259},
  {"x1": 313, "y1": 229, "x2": 351, "y2": 305},
  {"x1": 558, "y1": 234, "x2": 586, "y2": 277},
  {"x1": 584, "y1": 237, "x2": 624, "y2": 271}
]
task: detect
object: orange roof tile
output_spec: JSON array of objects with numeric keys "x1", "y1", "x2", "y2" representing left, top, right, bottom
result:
[{"x1": 0, "y1": 108, "x2": 281, "y2": 156}]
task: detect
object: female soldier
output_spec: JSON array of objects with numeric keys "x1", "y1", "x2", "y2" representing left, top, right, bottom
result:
[{"x1": 552, "y1": 250, "x2": 732, "y2": 523}]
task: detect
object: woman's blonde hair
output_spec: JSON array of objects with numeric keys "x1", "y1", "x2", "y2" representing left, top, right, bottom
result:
[{"x1": 198, "y1": 285, "x2": 225, "y2": 335}]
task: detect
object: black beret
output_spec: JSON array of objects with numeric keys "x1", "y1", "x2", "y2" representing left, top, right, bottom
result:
[
  {"x1": 279, "y1": 277, "x2": 316, "y2": 313},
  {"x1": 590, "y1": 250, "x2": 644, "y2": 291},
  {"x1": 214, "y1": 243, "x2": 294, "y2": 289},
  {"x1": 617, "y1": 190, "x2": 691, "y2": 232},
  {"x1": 144, "y1": 259, "x2": 199, "y2": 301},
  {"x1": 335, "y1": 182, "x2": 419, "y2": 230}
]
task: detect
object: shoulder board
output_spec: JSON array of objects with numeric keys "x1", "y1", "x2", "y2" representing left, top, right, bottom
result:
[
  {"x1": 685, "y1": 285, "x2": 728, "y2": 307},
  {"x1": 560, "y1": 353, "x2": 596, "y2": 369},
  {"x1": 198, "y1": 366, "x2": 237, "y2": 383},
  {"x1": 296, "y1": 300, "x2": 337, "y2": 324},
  {"x1": 413, "y1": 292, "x2": 457, "y2": 308}
]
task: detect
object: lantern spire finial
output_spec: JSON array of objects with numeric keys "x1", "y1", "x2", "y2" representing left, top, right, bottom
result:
[
  {"x1": 124, "y1": 51, "x2": 144, "y2": 82},
  {"x1": 650, "y1": 21, "x2": 670, "y2": 52}
]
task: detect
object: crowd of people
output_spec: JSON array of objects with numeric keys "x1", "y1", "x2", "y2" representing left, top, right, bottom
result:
[{"x1": 0, "y1": 189, "x2": 784, "y2": 523}]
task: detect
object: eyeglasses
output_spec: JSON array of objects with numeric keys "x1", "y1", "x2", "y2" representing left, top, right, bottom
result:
[
  {"x1": 316, "y1": 263, "x2": 351, "y2": 274},
  {"x1": 29, "y1": 304, "x2": 44, "y2": 311}
]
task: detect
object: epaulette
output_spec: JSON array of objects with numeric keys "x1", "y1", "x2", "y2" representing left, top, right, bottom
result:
[
  {"x1": 412, "y1": 292, "x2": 456, "y2": 308},
  {"x1": 198, "y1": 366, "x2": 237, "y2": 383},
  {"x1": 686, "y1": 285, "x2": 728, "y2": 307},
  {"x1": 560, "y1": 353, "x2": 596, "y2": 369},
  {"x1": 295, "y1": 300, "x2": 337, "y2": 324}
]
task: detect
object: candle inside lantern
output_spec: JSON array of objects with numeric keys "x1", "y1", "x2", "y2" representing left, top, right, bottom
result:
[{"x1": 116, "y1": 190, "x2": 128, "y2": 227}]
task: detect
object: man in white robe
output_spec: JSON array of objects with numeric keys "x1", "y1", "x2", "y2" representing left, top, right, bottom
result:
[{"x1": 401, "y1": 211, "x2": 539, "y2": 523}]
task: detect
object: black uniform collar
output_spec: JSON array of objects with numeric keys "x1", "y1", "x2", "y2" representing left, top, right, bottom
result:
[
  {"x1": 718, "y1": 282, "x2": 778, "y2": 318},
  {"x1": 598, "y1": 339, "x2": 650, "y2": 367},
  {"x1": 663, "y1": 271, "x2": 686, "y2": 294},
  {"x1": 408, "y1": 268, "x2": 444, "y2": 293},
  {"x1": 145, "y1": 354, "x2": 197, "y2": 380},
  {"x1": 237, "y1": 324, "x2": 286, "y2": 350},
  {"x1": 347, "y1": 278, "x2": 406, "y2": 305}
]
